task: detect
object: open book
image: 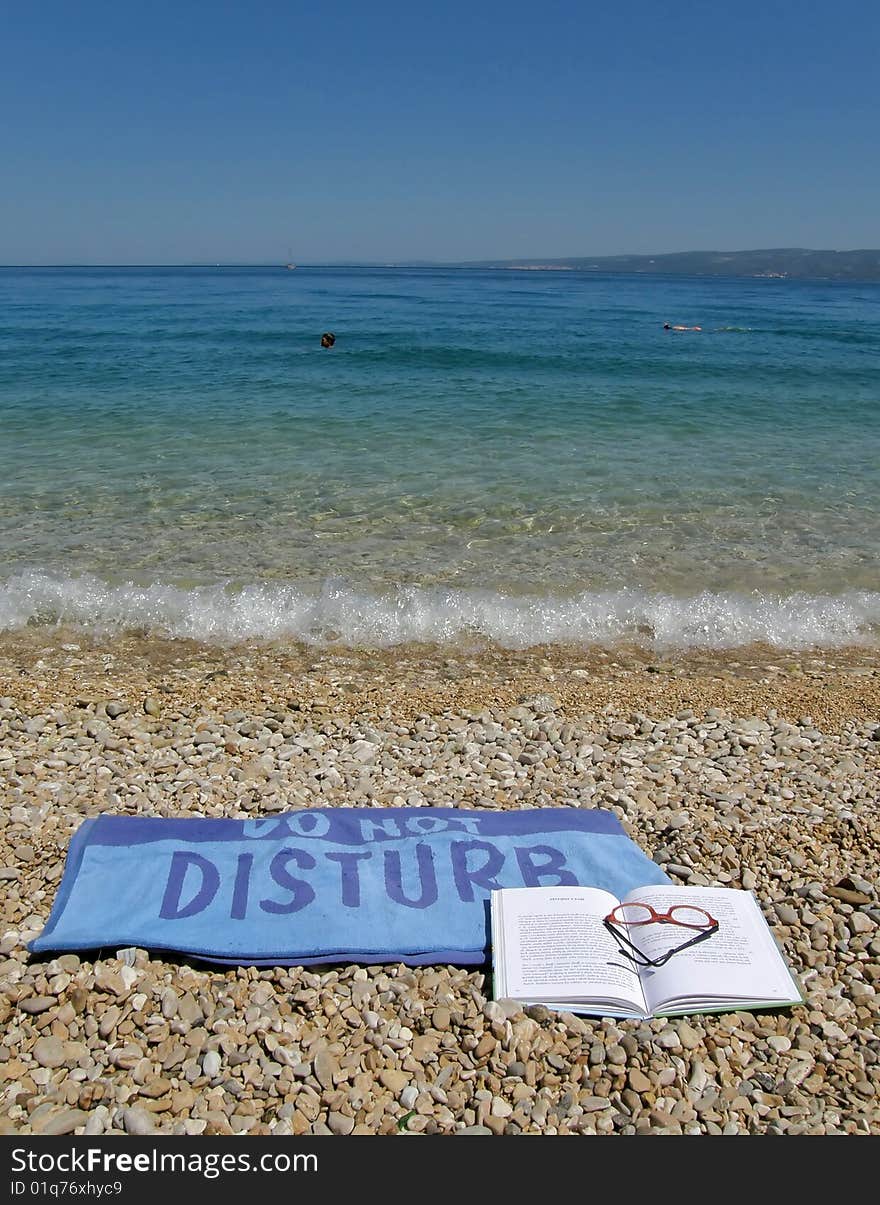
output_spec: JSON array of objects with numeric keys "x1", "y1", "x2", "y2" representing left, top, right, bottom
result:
[{"x1": 490, "y1": 884, "x2": 803, "y2": 1019}]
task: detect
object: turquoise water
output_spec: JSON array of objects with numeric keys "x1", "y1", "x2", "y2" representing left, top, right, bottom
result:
[{"x1": 1, "y1": 265, "x2": 878, "y2": 647}]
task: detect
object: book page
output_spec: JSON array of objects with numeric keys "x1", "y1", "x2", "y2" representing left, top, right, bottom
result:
[
  {"x1": 622, "y1": 886, "x2": 801, "y2": 1013},
  {"x1": 493, "y1": 886, "x2": 647, "y2": 1013}
]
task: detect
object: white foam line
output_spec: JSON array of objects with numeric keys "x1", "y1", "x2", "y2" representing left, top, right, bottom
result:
[{"x1": 1, "y1": 570, "x2": 879, "y2": 649}]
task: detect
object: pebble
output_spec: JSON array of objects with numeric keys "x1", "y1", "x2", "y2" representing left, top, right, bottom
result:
[
  {"x1": 656, "y1": 1029, "x2": 682, "y2": 1050},
  {"x1": 20, "y1": 996, "x2": 57, "y2": 1014},
  {"x1": 122, "y1": 1107, "x2": 158, "y2": 1135},
  {"x1": 629, "y1": 1069, "x2": 653, "y2": 1093},
  {"x1": 677, "y1": 1022, "x2": 702, "y2": 1050},
  {"x1": 201, "y1": 1051, "x2": 221, "y2": 1078},
  {"x1": 36, "y1": 1109, "x2": 88, "y2": 1136},
  {"x1": 33, "y1": 1037, "x2": 66, "y2": 1068},
  {"x1": 313, "y1": 1049, "x2": 339, "y2": 1090}
]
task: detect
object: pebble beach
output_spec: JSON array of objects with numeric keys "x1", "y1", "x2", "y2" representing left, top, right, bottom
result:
[{"x1": 2, "y1": 634, "x2": 878, "y2": 1136}]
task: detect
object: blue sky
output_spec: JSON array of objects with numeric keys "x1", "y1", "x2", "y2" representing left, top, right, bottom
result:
[{"x1": 2, "y1": 0, "x2": 878, "y2": 263}]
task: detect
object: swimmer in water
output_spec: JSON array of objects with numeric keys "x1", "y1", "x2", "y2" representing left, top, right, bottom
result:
[{"x1": 664, "y1": 323, "x2": 702, "y2": 331}]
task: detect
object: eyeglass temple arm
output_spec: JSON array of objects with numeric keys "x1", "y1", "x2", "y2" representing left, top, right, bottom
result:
[{"x1": 603, "y1": 920, "x2": 654, "y2": 964}]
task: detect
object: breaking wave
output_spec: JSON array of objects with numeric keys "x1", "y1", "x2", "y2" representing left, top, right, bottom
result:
[{"x1": 1, "y1": 571, "x2": 879, "y2": 650}]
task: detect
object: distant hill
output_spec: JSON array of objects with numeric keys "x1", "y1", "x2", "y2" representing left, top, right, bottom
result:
[{"x1": 454, "y1": 248, "x2": 880, "y2": 281}]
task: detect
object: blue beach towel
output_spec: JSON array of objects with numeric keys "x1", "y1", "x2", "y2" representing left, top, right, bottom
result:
[{"x1": 29, "y1": 808, "x2": 669, "y2": 966}]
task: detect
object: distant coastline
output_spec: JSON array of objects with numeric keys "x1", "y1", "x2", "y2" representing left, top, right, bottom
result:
[
  {"x1": 454, "y1": 247, "x2": 880, "y2": 282},
  {"x1": 299, "y1": 248, "x2": 880, "y2": 280}
]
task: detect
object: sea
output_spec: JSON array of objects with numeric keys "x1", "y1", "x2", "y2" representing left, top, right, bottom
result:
[{"x1": 1, "y1": 265, "x2": 878, "y2": 650}]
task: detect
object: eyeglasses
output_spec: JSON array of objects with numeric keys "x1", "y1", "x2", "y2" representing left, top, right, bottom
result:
[{"x1": 603, "y1": 902, "x2": 719, "y2": 968}]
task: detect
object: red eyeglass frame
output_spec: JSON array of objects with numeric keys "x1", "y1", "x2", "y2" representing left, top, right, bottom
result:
[
  {"x1": 602, "y1": 902, "x2": 720, "y2": 968},
  {"x1": 603, "y1": 902, "x2": 719, "y2": 929}
]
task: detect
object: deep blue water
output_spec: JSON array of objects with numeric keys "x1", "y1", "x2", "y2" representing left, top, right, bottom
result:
[{"x1": 1, "y1": 265, "x2": 878, "y2": 647}]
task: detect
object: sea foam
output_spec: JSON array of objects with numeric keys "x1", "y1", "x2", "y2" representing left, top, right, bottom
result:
[{"x1": 1, "y1": 571, "x2": 879, "y2": 650}]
